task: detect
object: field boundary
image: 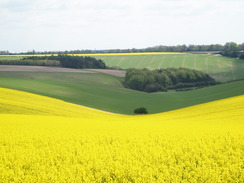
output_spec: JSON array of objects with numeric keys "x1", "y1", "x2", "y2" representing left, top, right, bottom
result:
[{"x1": 0, "y1": 65, "x2": 95, "y2": 73}]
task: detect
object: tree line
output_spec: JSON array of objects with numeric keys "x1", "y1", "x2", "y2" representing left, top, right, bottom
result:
[
  {"x1": 0, "y1": 59, "x2": 60, "y2": 66},
  {"x1": 2, "y1": 42, "x2": 243, "y2": 55},
  {"x1": 125, "y1": 68, "x2": 217, "y2": 92},
  {"x1": 23, "y1": 55, "x2": 106, "y2": 69},
  {"x1": 220, "y1": 42, "x2": 244, "y2": 59}
]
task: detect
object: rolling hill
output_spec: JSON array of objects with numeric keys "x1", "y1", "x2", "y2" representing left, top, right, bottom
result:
[
  {"x1": 0, "y1": 71, "x2": 244, "y2": 114},
  {"x1": 94, "y1": 54, "x2": 244, "y2": 82},
  {"x1": 1, "y1": 53, "x2": 243, "y2": 82},
  {"x1": 0, "y1": 87, "x2": 243, "y2": 182}
]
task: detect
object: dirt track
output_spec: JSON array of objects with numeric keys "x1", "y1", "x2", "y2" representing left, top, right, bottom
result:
[
  {"x1": 0, "y1": 65, "x2": 95, "y2": 73},
  {"x1": 0, "y1": 65, "x2": 126, "y2": 77}
]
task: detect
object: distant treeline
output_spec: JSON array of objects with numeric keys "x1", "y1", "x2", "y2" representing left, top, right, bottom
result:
[
  {"x1": 125, "y1": 68, "x2": 217, "y2": 92},
  {"x1": 220, "y1": 42, "x2": 244, "y2": 59},
  {"x1": 1, "y1": 42, "x2": 243, "y2": 61},
  {"x1": 222, "y1": 51, "x2": 244, "y2": 59},
  {"x1": 0, "y1": 59, "x2": 60, "y2": 66},
  {"x1": 3, "y1": 42, "x2": 243, "y2": 55},
  {"x1": 22, "y1": 55, "x2": 106, "y2": 69}
]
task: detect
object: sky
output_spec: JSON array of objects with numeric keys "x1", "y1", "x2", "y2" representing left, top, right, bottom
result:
[{"x1": 0, "y1": 0, "x2": 244, "y2": 53}]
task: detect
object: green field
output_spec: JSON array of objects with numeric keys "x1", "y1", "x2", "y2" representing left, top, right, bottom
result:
[
  {"x1": 0, "y1": 71, "x2": 243, "y2": 114},
  {"x1": 0, "y1": 56, "x2": 22, "y2": 60},
  {"x1": 1, "y1": 54, "x2": 243, "y2": 82},
  {"x1": 94, "y1": 54, "x2": 244, "y2": 82}
]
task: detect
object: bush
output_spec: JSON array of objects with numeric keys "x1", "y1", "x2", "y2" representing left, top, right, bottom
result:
[
  {"x1": 144, "y1": 83, "x2": 164, "y2": 92},
  {"x1": 239, "y1": 53, "x2": 244, "y2": 59},
  {"x1": 134, "y1": 107, "x2": 148, "y2": 114}
]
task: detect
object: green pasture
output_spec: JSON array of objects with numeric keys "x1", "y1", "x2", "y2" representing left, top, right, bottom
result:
[
  {"x1": 0, "y1": 72, "x2": 243, "y2": 114},
  {"x1": 94, "y1": 54, "x2": 244, "y2": 82}
]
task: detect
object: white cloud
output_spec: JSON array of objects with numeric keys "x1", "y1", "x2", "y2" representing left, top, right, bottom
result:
[{"x1": 0, "y1": 0, "x2": 244, "y2": 52}]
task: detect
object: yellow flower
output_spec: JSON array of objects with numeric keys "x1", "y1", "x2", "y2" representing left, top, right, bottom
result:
[{"x1": 0, "y1": 88, "x2": 243, "y2": 182}]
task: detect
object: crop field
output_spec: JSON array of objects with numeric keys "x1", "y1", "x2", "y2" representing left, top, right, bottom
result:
[
  {"x1": 94, "y1": 54, "x2": 244, "y2": 82},
  {"x1": 0, "y1": 88, "x2": 243, "y2": 182},
  {"x1": 0, "y1": 52, "x2": 186, "y2": 58},
  {"x1": 1, "y1": 53, "x2": 243, "y2": 82},
  {"x1": 0, "y1": 72, "x2": 244, "y2": 114}
]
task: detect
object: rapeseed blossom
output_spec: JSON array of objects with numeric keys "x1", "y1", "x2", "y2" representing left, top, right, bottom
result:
[
  {"x1": 0, "y1": 88, "x2": 243, "y2": 182},
  {"x1": 0, "y1": 52, "x2": 187, "y2": 58}
]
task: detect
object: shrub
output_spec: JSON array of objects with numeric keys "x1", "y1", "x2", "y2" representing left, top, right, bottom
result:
[
  {"x1": 134, "y1": 107, "x2": 148, "y2": 114},
  {"x1": 144, "y1": 83, "x2": 164, "y2": 92}
]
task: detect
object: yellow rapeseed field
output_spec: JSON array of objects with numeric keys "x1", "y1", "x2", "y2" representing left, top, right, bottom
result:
[
  {"x1": 0, "y1": 88, "x2": 243, "y2": 182},
  {"x1": 0, "y1": 52, "x2": 186, "y2": 58}
]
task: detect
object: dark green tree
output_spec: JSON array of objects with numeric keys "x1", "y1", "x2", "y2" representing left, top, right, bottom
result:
[
  {"x1": 134, "y1": 107, "x2": 148, "y2": 114},
  {"x1": 125, "y1": 68, "x2": 216, "y2": 92}
]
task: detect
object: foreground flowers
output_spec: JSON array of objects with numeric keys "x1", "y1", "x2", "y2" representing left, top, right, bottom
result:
[{"x1": 0, "y1": 88, "x2": 243, "y2": 182}]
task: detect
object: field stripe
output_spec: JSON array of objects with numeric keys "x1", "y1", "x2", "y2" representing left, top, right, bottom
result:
[
  {"x1": 217, "y1": 59, "x2": 223, "y2": 81},
  {"x1": 205, "y1": 56, "x2": 209, "y2": 73},
  {"x1": 170, "y1": 55, "x2": 176, "y2": 68},
  {"x1": 230, "y1": 62, "x2": 236, "y2": 80},
  {"x1": 182, "y1": 55, "x2": 187, "y2": 67},
  {"x1": 117, "y1": 57, "x2": 126, "y2": 67},
  {"x1": 136, "y1": 56, "x2": 147, "y2": 68},
  {"x1": 147, "y1": 56, "x2": 156, "y2": 69},
  {"x1": 157, "y1": 56, "x2": 166, "y2": 69},
  {"x1": 194, "y1": 55, "x2": 197, "y2": 69}
]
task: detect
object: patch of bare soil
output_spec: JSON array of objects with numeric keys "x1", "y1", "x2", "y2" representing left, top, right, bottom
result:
[{"x1": 0, "y1": 65, "x2": 95, "y2": 73}]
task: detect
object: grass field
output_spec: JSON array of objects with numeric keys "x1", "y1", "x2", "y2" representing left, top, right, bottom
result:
[
  {"x1": 1, "y1": 53, "x2": 243, "y2": 82},
  {"x1": 94, "y1": 54, "x2": 244, "y2": 82},
  {"x1": 0, "y1": 88, "x2": 243, "y2": 182},
  {"x1": 0, "y1": 71, "x2": 244, "y2": 114}
]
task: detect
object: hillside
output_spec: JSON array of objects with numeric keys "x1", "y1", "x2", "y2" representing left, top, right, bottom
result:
[
  {"x1": 1, "y1": 53, "x2": 243, "y2": 82},
  {"x1": 1, "y1": 87, "x2": 243, "y2": 123},
  {"x1": 0, "y1": 87, "x2": 116, "y2": 118},
  {"x1": 0, "y1": 88, "x2": 243, "y2": 182},
  {"x1": 0, "y1": 71, "x2": 244, "y2": 114},
  {"x1": 94, "y1": 54, "x2": 244, "y2": 82}
]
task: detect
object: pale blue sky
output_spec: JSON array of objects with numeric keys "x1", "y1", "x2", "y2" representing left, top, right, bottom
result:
[{"x1": 0, "y1": 0, "x2": 244, "y2": 52}]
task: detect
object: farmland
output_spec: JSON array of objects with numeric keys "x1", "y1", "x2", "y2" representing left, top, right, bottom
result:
[
  {"x1": 1, "y1": 53, "x2": 243, "y2": 82},
  {"x1": 0, "y1": 71, "x2": 244, "y2": 114},
  {"x1": 0, "y1": 52, "x2": 186, "y2": 58},
  {"x1": 0, "y1": 88, "x2": 243, "y2": 182},
  {"x1": 94, "y1": 54, "x2": 244, "y2": 82},
  {"x1": 0, "y1": 53, "x2": 243, "y2": 182},
  {"x1": 1, "y1": 0, "x2": 243, "y2": 181}
]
